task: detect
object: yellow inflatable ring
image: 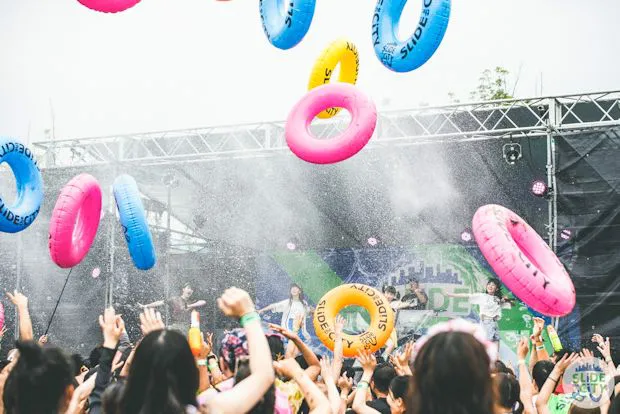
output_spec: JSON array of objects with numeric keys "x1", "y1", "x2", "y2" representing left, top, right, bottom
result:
[
  {"x1": 307, "y1": 39, "x2": 360, "y2": 119},
  {"x1": 314, "y1": 284, "x2": 395, "y2": 357}
]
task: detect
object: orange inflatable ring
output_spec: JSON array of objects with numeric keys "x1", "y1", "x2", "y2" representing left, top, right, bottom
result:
[{"x1": 314, "y1": 284, "x2": 395, "y2": 357}]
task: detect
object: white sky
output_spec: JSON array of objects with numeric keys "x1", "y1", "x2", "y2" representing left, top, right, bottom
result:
[{"x1": 0, "y1": 0, "x2": 618, "y2": 142}]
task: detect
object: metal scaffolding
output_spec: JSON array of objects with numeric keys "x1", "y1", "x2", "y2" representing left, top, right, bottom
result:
[
  {"x1": 13, "y1": 90, "x2": 620, "y2": 325},
  {"x1": 32, "y1": 90, "x2": 620, "y2": 169}
]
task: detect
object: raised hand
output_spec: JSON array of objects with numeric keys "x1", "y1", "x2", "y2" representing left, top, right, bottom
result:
[
  {"x1": 320, "y1": 356, "x2": 334, "y2": 383},
  {"x1": 98, "y1": 307, "x2": 125, "y2": 348},
  {"x1": 217, "y1": 287, "x2": 255, "y2": 318},
  {"x1": 334, "y1": 315, "x2": 345, "y2": 334},
  {"x1": 38, "y1": 334, "x2": 49, "y2": 345},
  {"x1": 268, "y1": 323, "x2": 299, "y2": 341},
  {"x1": 139, "y1": 307, "x2": 164, "y2": 336},
  {"x1": 517, "y1": 336, "x2": 530, "y2": 359},
  {"x1": 337, "y1": 373, "x2": 353, "y2": 392},
  {"x1": 531, "y1": 317, "x2": 545, "y2": 340},
  {"x1": 273, "y1": 358, "x2": 304, "y2": 380},
  {"x1": 357, "y1": 350, "x2": 377, "y2": 373},
  {"x1": 556, "y1": 353, "x2": 579, "y2": 372},
  {"x1": 6, "y1": 290, "x2": 28, "y2": 309}
]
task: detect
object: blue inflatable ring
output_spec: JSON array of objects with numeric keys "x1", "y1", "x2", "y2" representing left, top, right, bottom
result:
[
  {"x1": 113, "y1": 174, "x2": 156, "y2": 270},
  {"x1": 0, "y1": 139, "x2": 43, "y2": 233},
  {"x1": 260, "y1": 0, "x2": 316, "y2": 50},
  {"x1": 372, "y1": 0, "x2": 451, "y2": 73}
]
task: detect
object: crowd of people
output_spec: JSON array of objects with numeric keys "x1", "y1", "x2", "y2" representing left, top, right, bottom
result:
[{"x1": 0, "y1": 282, "x2": 619, "y2": 414}]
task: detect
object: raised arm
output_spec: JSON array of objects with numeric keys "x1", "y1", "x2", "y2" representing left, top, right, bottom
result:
[
  {"x1": 139, "y1": 300, "x2": 165, "y2": 308},
  {"x1": 445, "y1": 292, "x2": 472, "y2": 299},
  {"x1": 536, "y1": 353, "x2": 578, "y2": 413},
  {"x1": 332, "y1": 315, "x2": 345, "y2": 379},
  {"x1": 187, "y1": 300, "x2": 207, "y2": 310},
  {"x1": 269, "y1": 320, "x2": 321, "y2": 380},
  {"x1": 274, "y1": 358, "x2": 330, "y2": 413},
  {"x1": 516, "y1": 337, "x2": 536, "y2": 414},
  {"x1": 7, "y1": 290, "x2": 33, "y2": 341},
  {"x1": 206, "y1": 288, "x2": 275, "y2": 413},
  {"x1": 352, "y1": 351, "x2": 381, "y2": 414}
]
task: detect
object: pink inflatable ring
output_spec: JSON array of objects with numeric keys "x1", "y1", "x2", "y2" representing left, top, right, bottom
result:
[
  {"x1": 472, "y1": 204, "x2": 575, "y2": 317},
  {"x1": 285, "y1": 83, "x2": 377, "y2": 164},
  {"x1": 49, "y1": 174, "x2": 102, "y2": 268},
  {"x1": 77, "y1": 0, "x2": 141, "y2": 13}
]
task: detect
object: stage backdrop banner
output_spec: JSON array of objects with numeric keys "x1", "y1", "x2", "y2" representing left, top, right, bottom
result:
[{"x1": 255, "y1": 244, "x2": 576, "y2": 361}]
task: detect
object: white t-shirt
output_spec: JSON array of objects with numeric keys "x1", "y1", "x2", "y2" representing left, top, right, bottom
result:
[
  {"x1": 470, "y1": 293, "x2": 502, "y2": 319},
  {"x1": 273, "y1": 299, "x2": 308, "y2": 332}
]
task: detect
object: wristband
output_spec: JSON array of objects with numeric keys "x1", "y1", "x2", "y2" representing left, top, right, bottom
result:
[
  {"x1": 357, "y1": 381, "x2": 369, "y2": 390},
  {"x1": 196, "y1": 359, "x2": 208, "y2": 366},
  {"x1": 518, "y1": 359, "x2": 526, "y2": 365},
  {"x1": 208, "y1": 361, "x2": 218, "y2": 372},
  {"x1": 606, "y1": 357, "x2": 613, "y2": 363},
  {"x1": 536, "y1": 345, "x2": 545, "y2": 351},
  {"x1": 240, "y1": 311, "x2": 261, "y2": 328},
  {"x1": 548, "y1": 376, "x2": 559, "y2": 383}
]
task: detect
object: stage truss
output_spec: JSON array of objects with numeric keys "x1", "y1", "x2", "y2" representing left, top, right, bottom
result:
[{"x1": 20, "y1": 90, "x2": 620, "y2": 316}]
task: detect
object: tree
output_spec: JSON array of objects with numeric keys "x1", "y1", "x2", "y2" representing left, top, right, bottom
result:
[{"x1": 469, "y1": 66, "x2": 514, "y2": 101}]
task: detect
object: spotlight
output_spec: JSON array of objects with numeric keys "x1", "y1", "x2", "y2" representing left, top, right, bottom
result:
[
  {"x1": 286, "y1": 242, "x2": 296, "y2": 251},
  {"x1": 531, "y1": 180, "x2": 549, "y2": 197},
  {"x1": 92, "y1": 267, "x2": 101, "y2": 279},
  {"x1": 162, "y1": 171, "x2": 179, "y2": 187},
  {"x1": 367, "y1": 237, "x2": 378, "y2": 246},
  {"x1": 560, "y1": 229, "x2": 572, "y2": 240},
  {"x1": 503, "y1": 143, "x2": 522, "y2": 165},
  {"x1": 461, "y1": 229, "x2": 473, "y2": 242}
]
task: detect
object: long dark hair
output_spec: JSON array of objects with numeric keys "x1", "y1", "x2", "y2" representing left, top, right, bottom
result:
[
  {"x1": 3, "y1": 341, "x2": 74, "y2": 414},
  {"x1": 120, "y1": 330, "x2": 199, "y2": 414},
  {"x1": 234, "y1": 359, "x2": 276, "y2": 414},
  {"x1": 407, "y1": 331, "x2": 495, "y2": 414},
  {"x1": 495, "y1": 373, "x2": 524, "y2": 414},
  {"x1": 485, "y1": 279, "x2": 504, "y2": 302},
  {"x1": 289, "y1": 283, "x2": 308, "y2": 307}
]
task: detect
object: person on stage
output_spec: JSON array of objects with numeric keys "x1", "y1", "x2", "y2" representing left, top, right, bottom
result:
[
  {"x1": 400, "y1": 278, "x2": 428, "y2": 310},
  {"x1": 138, "y1": 282, "x2": 206, "y2": 332},
  {"x1": 445, "y1": 279, "x2": 511, "y2": 352},
  {"x1": 257, "y1": 283, "x2": 311, "y2": 340}
]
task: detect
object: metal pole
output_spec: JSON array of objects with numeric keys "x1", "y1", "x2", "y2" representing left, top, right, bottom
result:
[
  {"x1": 107, "y1": 189, "x2": 116, "y2": 309},
  {"x1": 164, "y1": 184, "x2": 172, "y2": 326},
  {"x1": 546, "y1": 99, "x2": 561, "y2": 330},
  {"x1": 14, "y1": 232, "x2": 23, "y2": 339}
]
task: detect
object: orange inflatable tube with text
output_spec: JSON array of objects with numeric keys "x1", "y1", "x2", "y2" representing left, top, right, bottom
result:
[{"x1": 314, "y1": 284, "x2": 394, "y2": 357}]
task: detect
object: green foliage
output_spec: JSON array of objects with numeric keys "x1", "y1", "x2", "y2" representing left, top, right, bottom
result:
[{"x1": 469, "y1": 66, "x2": 514, "y2": 101}]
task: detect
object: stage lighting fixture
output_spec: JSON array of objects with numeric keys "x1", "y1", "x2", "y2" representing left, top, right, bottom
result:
[
  {"x1": 367, "y1": 237, "x2": 378, "y2": 246},
  {"x1": 92, "y1": 267, "x2": 101, "y2": 278},
  {"x1": 560, "y1": 229, "x2": 572, "y2": 240},
  {"x1": 503, "y1": 143, "x2": 522, "y2": 165},
  {"x1": 286, "y1": 242, "x2": 296, "y2": 251},
  {"x1": 531, "y1": 180, "x2": 549, "y2": 197},
  {"x1": 461, "y1": 229, "x2": 473, "y2": 242},
  {"x1": 162, "y1": 171, "x2": 179, "y2": 187}
]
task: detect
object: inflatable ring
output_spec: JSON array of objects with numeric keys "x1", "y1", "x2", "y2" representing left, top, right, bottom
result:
[
  {"x1": 77, "y1": 0, "x2": 141, "y2": 13},
  {"x1": 0, "y1": 139, "x2": 43, "y2": 234},
  {"x1": 259, "y1": 0, "x2": 316, "y2": 50},
  {"x1": 49, "y1": 174, "x2": 102, "y2": 268},
  {"x1": 372, "y1": 0, "x2": 451, "y2": 73},
  {"x1": 113, "y1": 175, "x2": 156, "y2": 270},
  {"x1": 472, "y1": 204, "x2": 576, "y2": 317},
  {"x1": 285, "y1": 83, "x2": 377, "y2": 164},
  {"x1": 314, "y1": 284, "x2": 395, "y2": 358},
  {"x1": 308, "y1": 39, "x2": 360, "y2": 119}
]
